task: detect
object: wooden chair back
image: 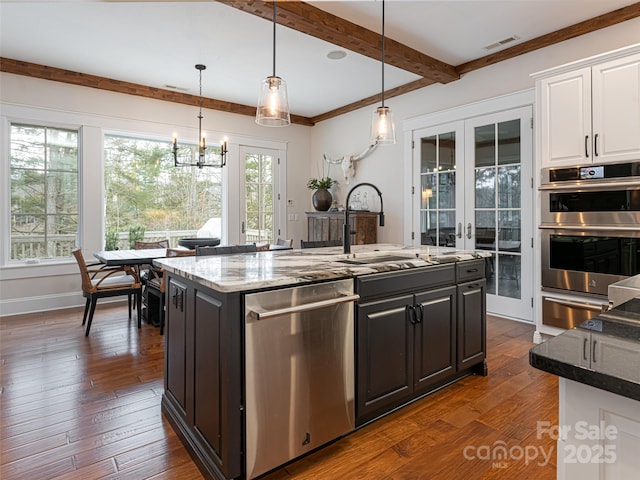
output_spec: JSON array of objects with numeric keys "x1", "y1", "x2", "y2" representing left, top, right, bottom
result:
[{"x1": 134, "y1": 239, "x2": 170, "y2": 249}]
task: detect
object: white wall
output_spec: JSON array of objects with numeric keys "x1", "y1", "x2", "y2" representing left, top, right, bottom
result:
[
  {"x1": 0, "y1": 75, "x2": 312, "y2": 315},
  {"x1": 311, "y1": 18, "x2": 640, "y2": 245},
  {"x1": 1, "y1": 17, "x2": 639, "y2": 316}
]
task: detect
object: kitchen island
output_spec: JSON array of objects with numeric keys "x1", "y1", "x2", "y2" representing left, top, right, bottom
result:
[
  {"x1": 529, "y1": 298, "x2": 640, "y2": 479},
  {"x1": 155, "y1": 244, "x2": 489, "y2": 480}
]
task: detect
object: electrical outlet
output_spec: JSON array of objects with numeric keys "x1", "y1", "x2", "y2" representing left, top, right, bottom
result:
[{"x1": 287, "y1": 199, "x2": 294, "y2": 207}]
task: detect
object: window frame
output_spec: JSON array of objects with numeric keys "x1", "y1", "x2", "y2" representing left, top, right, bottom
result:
[{"x1": 2, "y1": 117, "x2": 83, "y2": 267}]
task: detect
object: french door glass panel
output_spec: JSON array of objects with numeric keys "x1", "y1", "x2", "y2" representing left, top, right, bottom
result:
[
  {"x1": 464, "y1": 107, "x2": 533, "y2": 320},
  {"x1": 413, "y1": 108, "x2": 532, "y2": 321},
  {"x1": 418, "y1": 124, "x2": 463, "y2": 247},
  {"x1": 239, "y1": 147, "x2": 278, "y2": 245}
]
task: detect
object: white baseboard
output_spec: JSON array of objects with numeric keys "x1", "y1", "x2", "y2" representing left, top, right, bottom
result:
[{"x1": 0, "y1": 292, "x2": 94, "y2": 317}]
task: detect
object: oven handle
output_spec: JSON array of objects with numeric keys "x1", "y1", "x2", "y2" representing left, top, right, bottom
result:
[
  {"x1": 543, "y1": 297, "x2": 605, "y2": 313},
  {"x1": 248, "y1": 294, "x2": 360, "y2": 320},
  {"x1": 538, "y1": 224, "x2": 640, "y2": 232},
  {"x1": 539, "y1": 179, "x2": 640, "y2": 191}
]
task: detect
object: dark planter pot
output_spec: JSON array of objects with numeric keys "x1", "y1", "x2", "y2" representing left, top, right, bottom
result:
[{"x1": 312, "y1": 189, "x2": 333, "y2": 211}]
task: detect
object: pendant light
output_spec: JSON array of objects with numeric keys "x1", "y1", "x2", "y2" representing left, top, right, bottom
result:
[
  {"x1": 370, "y1": 0, "x2": 396, "y2": 144},
  {"x1": 256, "y1": 0, "x2": 291, "y2": 127}
]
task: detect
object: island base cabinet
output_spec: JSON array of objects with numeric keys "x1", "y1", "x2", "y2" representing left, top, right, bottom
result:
[
  {"x1": 165, "y1": 279, "x2": 187, "y2": 414},
  {"x1": 414, "y1": 286, "x2": 458, "y2": 394},
  {"x1": 355, "y1": 262, "x2": 487, "y2": 426},
  {"x1": 356, "y1": 294, "x2": 414, "y2": 424},
  {"x1": 162, "y1": 275, "x2": 242, "y2": 480},
  {"x1": 457, "y1": 279, "x2": 487, "y2": 370}
]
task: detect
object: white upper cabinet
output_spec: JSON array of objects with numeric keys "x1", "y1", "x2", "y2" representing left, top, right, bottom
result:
[{"x1": 535, "y1": 46, "x2": 640, "y2": 168}]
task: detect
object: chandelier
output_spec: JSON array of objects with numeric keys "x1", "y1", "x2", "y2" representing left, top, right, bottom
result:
[{"x1": 173, "y1": 64, "x2": 228, "y2": 168}]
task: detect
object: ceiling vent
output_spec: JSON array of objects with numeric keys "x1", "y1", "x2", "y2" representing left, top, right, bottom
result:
[
  {"x1": 163, "y1": 84, "x2": 190, "y2": 92},
  {"x1": 484, "y1": 35, "x2": 520, "y2": 51}
]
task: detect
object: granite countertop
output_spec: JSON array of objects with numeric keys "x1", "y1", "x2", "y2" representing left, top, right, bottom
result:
[
  {"x1": 529, "y1": 298, "x2": 640, "y2": 401},
  {"x1": 153, "y1": 243, "x2": 489, "y2": 293}
]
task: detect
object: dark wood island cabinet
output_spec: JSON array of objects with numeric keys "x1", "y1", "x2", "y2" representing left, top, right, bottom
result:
[{"x1": 158, "y1": 250, "x2": 487, "y2": 480}]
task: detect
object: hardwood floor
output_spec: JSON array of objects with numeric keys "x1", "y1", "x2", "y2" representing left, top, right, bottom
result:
[{"x1": 1, "y1": 304, "x2": 558, "y2": 480}]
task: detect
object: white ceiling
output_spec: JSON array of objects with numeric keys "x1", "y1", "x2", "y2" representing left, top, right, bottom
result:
[{"x1": 0, "y1": 0, "x2": 637, "y2": 119}]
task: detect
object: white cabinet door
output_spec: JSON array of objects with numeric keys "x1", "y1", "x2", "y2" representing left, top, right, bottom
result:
[
  {"x1": 539, "y1": 67, "x2": 592, "y2": 167},
  {"x1": 592, "y1": 53, "x2": 640, "y2": 163}
]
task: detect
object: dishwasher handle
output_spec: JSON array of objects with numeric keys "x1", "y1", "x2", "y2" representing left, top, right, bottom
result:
[{"x1": 248, "y1": 294, "x2": 360, "y2": 320}]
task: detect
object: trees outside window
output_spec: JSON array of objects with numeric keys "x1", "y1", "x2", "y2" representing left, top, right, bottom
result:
[
  {"x1": 10, "y1": 124, "x2": 79, "y2": 260},
  {"x1": 104, "y1": 135, "x2": 222, "y2": 249}
]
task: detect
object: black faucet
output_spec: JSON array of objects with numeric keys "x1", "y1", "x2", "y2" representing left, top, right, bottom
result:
[{"x1": 343, "y1": 182, "x2": 385, "y2": 254}]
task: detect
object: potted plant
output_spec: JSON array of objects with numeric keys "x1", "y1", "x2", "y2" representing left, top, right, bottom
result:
[{"x1": 307, "y1": 177, "x2": 335, "y2": 211}]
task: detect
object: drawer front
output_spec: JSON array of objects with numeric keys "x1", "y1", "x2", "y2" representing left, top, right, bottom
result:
[
  {"x1": 456, "y1": 260, "x2": 485, "y2": 283},
  {"x1": 356, "y1": 264, "x2": 455, "y2": 300}
]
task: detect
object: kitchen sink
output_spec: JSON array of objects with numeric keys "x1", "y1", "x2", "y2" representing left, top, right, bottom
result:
[{"x1": 337, "y1": 255, "x2": 415, "y2": 265}]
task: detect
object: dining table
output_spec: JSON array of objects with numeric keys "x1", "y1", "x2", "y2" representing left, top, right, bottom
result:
[{"x1": 93, "y1": 248, "x2": 169, "y2": 266}]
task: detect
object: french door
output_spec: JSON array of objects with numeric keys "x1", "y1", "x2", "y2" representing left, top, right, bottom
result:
[
  {"x1": 413, "y1": 106, "x2": 533, "y2": 321},
  {"x1": 238, "y1": 146, "x2": 282, "y2": 245}
]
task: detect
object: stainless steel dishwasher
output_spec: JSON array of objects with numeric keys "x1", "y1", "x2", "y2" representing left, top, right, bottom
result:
[{"x1": 244, "y1": 278, "x2": 358, "y2": 479}]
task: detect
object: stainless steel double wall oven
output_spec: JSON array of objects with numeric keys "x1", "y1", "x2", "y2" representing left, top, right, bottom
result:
[{"x1": 539, "y1": 162, "x2": 640, "y2": 328}]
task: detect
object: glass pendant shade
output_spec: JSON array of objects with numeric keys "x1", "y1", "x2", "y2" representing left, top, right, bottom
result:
[
  {"x1": 370, "y1": 105, "x2": 396, "y2": 144},
  {"x1": 256, "y1": 75, "x2": 290, "y2": 127}
]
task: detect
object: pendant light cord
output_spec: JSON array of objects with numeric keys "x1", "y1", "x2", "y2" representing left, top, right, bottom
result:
[
  {"x1": 381, "y1": 0, "x2": 385, "y2": 108},
  {"x1": 272, "y1": 0, "x2": 277, "y2": 77}
]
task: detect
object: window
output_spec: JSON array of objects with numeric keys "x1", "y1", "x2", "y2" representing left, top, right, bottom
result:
[
  {"x1": 9, "y1": 124, "x2": 79, "y2": 261},
  {"x1": 103, "y1": 135, "x2": 222, "y2": 249}
]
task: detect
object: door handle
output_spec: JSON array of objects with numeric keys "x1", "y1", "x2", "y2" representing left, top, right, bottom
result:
[
  {"x1": 594, "y1": 133, "x2": 599, "y2": 157},
  {"x1": 466, "y1": 223, "x2": 472, "y2": 239},
  {"x1": 585, "y1": 135, "x2": 589, "y2": 158},
  {"x1": 457, "y1": 222, "x2": 462, "y2": 238},
  {"x1": 241, "y1": 221, "x2": 246, "y2": 234}
]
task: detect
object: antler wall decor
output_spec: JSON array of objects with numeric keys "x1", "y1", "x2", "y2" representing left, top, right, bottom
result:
[{"x1": 323, "y1": 141, "x2": 379, "y2": 185}]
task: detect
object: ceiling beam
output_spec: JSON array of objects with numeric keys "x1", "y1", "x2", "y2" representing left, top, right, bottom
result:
[
  {"x1": 216, "y1": 0, "x2": 460, "y2": 84},
  {"x1": 0, "y1": 57, "x2": 315, "y2": 126},
  {"x1": 456, "y1": 2, "x2": 640, "y2": 75}
]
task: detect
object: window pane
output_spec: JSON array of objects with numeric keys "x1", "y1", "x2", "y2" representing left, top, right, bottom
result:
[
  {"x1": 10, "y1": 125, "x2": 45, "y2": 170},
  {"x1": 498, "y1": 253, "x2": 521, "y2": 299},
  {"x1": 438, "y1": 172, "x2": 456, "y2": 209},
  {"x1": 420, "y1": 175, "x2": 435, "y2": 209},
  {"x1": 475, "y1": 167, "x2": 495, "y2": 209},
  {"x1": 104, "y1": 135, "x2": 222, "y2": 249},
  {"x1": 498, "y1": 166, "x2": 521, "y2": 209},
  {"x1": 498, "y1": 119, "x2": 520, "y2": 165},
  {"x1": 475, "y1": 211, "x2": 495, "y2": 251},
  {"x1": 439, "y1": 132, "x2": 456, "y2": 171},
  {"x1": 475, "y1": 124, "x2": 495, "y2": 167},
  {"x1": 421, "y1": 135, "x2": 436, "y2": 173}
]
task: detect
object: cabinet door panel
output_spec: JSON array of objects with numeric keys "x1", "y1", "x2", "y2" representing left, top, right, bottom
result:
[
  {"x1": 194, "y1": 290, "x2": 223, "y2": 455},
  {"x1": 540, "y1": 68, "x2": 591, "y2": 166},
  {"x1": 592, "y1": 53, "x2": 640, "y2": 162},
  {"x1": 457, "y1": 279, "x2": 487, "y2": 369},
  {"x1": 357, "y1": 294, "x2": 413, "y2": 422},
  {"x1": 166, "y1": 278, "x2": 188, "y2": 412},
  {"x1": 414, "y1": 286, "x2": 457, "y2": 391}
]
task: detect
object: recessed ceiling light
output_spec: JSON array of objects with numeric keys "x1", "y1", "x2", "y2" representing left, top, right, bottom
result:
[{"x1": 327, "y1": 50, "x2": 347, "y2": 60}]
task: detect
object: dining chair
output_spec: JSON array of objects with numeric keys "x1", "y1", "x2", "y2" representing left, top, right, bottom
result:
[
  {"x1": 72, "y1": 248, "x2": 142, "y2": 336},
  {"x1": 134, "y1": 239, "x2": 170, "y2": 249},
  {"x1": 146, "y1": 248, "x2": 195, "y2": 335},
  {"x1": 196, "y1": 244, "x2": 257, "y2": 256},
  {"x1": 275, "y1": 238, "x2": 293, "y2": 248}
]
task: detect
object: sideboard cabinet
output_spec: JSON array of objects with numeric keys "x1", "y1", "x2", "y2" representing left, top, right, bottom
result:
[{"x1": 306, "y1": 211, "x2": 377, "y2": 245}]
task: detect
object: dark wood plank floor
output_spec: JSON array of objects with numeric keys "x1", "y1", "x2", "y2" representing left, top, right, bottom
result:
[{"x1": 1, "y1": 303, "x2": 558, "y2": 480}]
